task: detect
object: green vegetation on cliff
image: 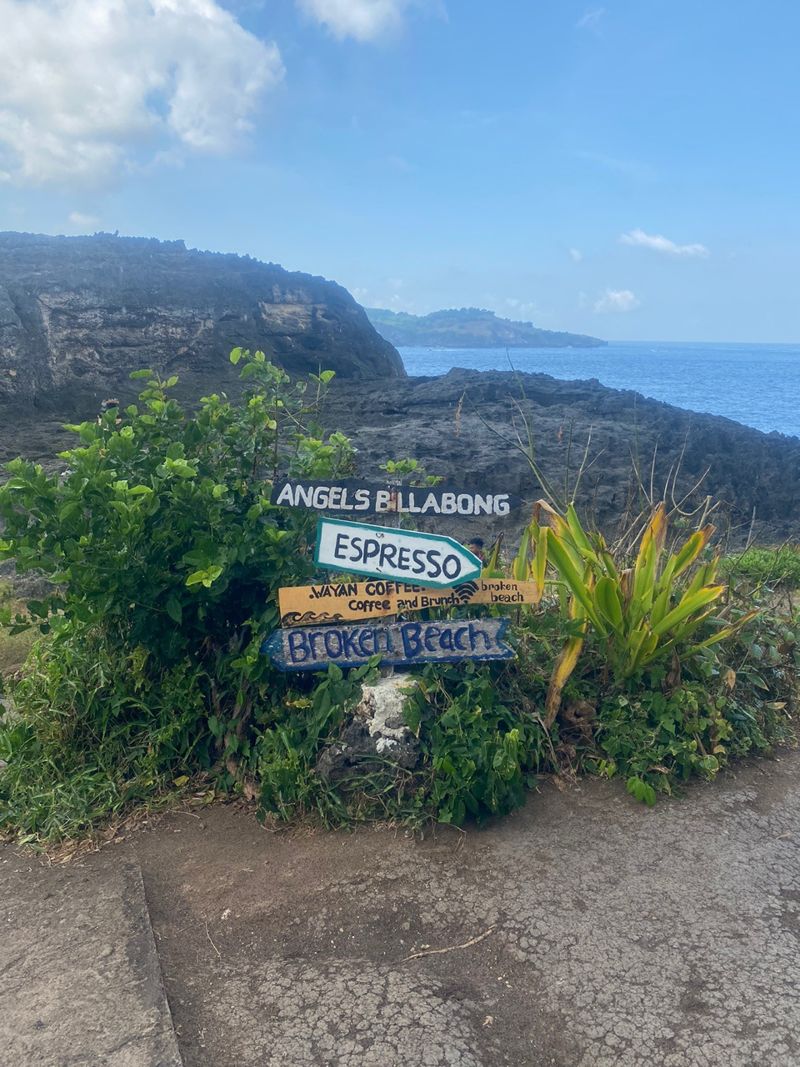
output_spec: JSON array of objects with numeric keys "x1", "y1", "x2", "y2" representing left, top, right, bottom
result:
[
  {"x1": 0, "y1": 352, "x2": 796, "y2": 845},
  {"x1": 366, "y1": 306, "x2": 605, "y2": 348}
]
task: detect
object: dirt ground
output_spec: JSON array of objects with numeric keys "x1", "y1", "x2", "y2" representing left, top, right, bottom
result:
[{"x1": 4, "y1": 751, "x2": 800, "y2": 1066}]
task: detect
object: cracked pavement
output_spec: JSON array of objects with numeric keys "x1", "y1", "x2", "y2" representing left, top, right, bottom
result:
[{"x1": 3, "y1": 750, "x2": 800, "y2": 1065}]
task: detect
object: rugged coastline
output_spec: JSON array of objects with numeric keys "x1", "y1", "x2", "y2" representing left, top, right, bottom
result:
[
  {"x1": 367, "y1": 306, "x2": 605, "y2": 348},
  {"x1": 0, "y1": 231, "x2": 404, "y2": 412},
  {"x1": 2, "y1": 366, "x2": 798, "y2": 548},
  {"x1": 320, "y1": 369, "x2": 800, "y2": 545}
]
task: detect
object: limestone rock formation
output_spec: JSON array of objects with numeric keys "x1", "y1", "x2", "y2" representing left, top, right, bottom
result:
[
  {"x1": 0, "y1": 231, "x2": 404, "y2": 411},
  {"x1": 321, "y1": 369, "x2": 800, "y2": 544}
]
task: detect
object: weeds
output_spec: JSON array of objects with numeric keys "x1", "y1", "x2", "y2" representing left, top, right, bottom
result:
[
  {"x1": 0, "y1": 353, "x2": 797, "y2": 845},
  {"x1": 721, "y1": 545, "x2": 800, "y2": 590}
]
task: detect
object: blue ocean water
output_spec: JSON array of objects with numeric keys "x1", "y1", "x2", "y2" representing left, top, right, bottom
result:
[{"x1": 399, "y1": 341, "x2": 800, "y2": 439}]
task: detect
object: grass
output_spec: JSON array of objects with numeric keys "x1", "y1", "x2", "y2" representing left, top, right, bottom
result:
[{"x1": 721, "y1": 545, "x2": 800, "y2": 589}]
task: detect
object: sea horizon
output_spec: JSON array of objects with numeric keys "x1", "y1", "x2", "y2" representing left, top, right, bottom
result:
[{"x1": 398, "y1": 339, "x2": 800, "y2": 440}]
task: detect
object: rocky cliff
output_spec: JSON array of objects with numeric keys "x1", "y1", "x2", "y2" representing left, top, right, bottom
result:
[
  {"x1": 3, "y1": 369, "x2": 798, "y2": 547},
  {"x1": 0, "y1": 232, "x2": 404, "y2": 411},
  {"x1": 321, "y1": 370, "x2": 800, "y2": 545}
]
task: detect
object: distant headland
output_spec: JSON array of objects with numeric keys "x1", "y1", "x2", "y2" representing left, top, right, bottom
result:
[{"x1": 366, "y1": 306, "x2": 606, "y2": 349}]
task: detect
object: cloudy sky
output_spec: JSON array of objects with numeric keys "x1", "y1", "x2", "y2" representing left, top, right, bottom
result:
[{"x1": 0, "y1": 0, "x2": 798, "y2": 341}]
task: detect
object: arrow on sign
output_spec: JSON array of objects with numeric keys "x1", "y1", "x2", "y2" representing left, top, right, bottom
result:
[
  {"x1": 262, "y1": 618, "x2": 515, "y2": 672},
  {"x1": 314, "y1": 517, "x2": 482, "y2": 589}
]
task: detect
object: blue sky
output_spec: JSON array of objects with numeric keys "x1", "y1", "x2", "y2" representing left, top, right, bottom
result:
[{"x1": 0, "y1": 0, "x2": 798, "y2": 342}]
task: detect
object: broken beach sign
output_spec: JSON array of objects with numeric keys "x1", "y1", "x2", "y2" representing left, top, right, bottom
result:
[
  {"x1": 263, "y1": 618, "x2": 515, "y2": 672},
  {"x1": 314, "y1": 517, "x2": 482, "y2": 589}
]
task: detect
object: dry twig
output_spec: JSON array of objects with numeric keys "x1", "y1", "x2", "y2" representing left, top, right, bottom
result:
[{"x1": 402, "y1": 925, "x2": 496, "y2": 963}]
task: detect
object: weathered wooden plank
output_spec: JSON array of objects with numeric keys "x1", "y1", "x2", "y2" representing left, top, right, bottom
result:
[
  {"x1": 278, "y1": 577, "x2": 541, "y2": 626},
  {"x1": 262, "y1": 618, "x2": 515, "y2": 671},
  {"x1": 314, "y1": 518, "x2": 482, "y2": 588},
  {"x1": 271, "y1": 479, "x2": 522, "y2": 517}
]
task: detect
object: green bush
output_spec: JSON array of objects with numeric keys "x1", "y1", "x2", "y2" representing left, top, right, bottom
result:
[
  {"x1": 0, "y1": 352, "x2": 796, "y2": 843},
  {"x1": 404, "y1": 661, "x2": 549, "y2": 824},
  {"x1": 0, "y1": 352, "x2": 359, "y2": 841},
  {"x1": 720, "y1": 545, "x2": 800, "y2": 589}
]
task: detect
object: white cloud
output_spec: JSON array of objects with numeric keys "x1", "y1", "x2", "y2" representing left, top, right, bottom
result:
[
  {"x1": 576, "y1": 7, "x2": 605, "y2": 30},
  {"x1": 620, "y1": 228, "x2": 709, "y2": 258},
  {"x1": 569, "y1": 247, "x2": 583, "y2": 263},
  {"x1": 594, "y1": 288, "x2": 640, "y2": 313},
  {"x1": 67, "y1": 211, "x2": 100, "y2": 229},
  {"x1": 297, "y1": 0, "x2": 422, "y2": 41},
  {"x1": 0, "y1": 0, "x2": 284, "y2": 188}
]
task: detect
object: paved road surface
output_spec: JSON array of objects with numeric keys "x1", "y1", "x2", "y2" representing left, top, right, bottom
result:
[{"x1": 3, "y1": 751, "x2": 800, "y2": 1065}]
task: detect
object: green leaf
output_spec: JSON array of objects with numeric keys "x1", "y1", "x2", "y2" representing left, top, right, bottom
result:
[
  {"x1": 130, "y1": 368, "x2": 153, "y2": 380},
  {"x1": 319, "y1": 369, "x2": 336, "y2": 384},
  {"x1": 594, "y1": 576, "x2": 624, "y2": 630},
  {"x1": 626, "y1": 776, "x2": 657, "y2": 806},
  {"x1": 185, "y1": 565, "x2": 223, "y2": 588},
  {"x1": 651, "y1": 585, "x2": 725, "y2": 637},
  {"x1": 229, "y1": 347, "x2": 243, "y2": 364},
  {"x1": 165, "y1": 596, "x2": 183, "y2": 624}
]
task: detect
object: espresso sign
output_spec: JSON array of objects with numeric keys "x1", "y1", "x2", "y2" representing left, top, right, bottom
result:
[
  {"x1": 271, "y1": 479, "x2": 520, "y2": 517},
  {"x1": 315, "y1": 518, "x2": 481, "y2": 588},
  {"x1": 279, "y1": 577, "x2": 541, "y2": 626},
  {"x1": 263, "y1": 618, "x2": 515, "y2": 672}
]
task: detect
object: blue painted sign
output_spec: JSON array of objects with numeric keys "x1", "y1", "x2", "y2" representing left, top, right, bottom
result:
[
  {"x1": 314, "y1": 517, "x2": 482, "y2": 589},
  {"x1": 262, "y1": 618, "x2": 515, "y2": 672}
]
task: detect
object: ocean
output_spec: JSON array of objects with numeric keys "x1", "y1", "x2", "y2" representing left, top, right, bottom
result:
[{"x1": 398, "y1": 341, "x2": 800, "y2": 439}]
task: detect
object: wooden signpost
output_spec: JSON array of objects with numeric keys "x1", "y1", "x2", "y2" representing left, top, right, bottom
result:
[
  {"x1": 314, "y1": 518, "x2": 482, "y2": 589},
  {"x1": 263, "y1": 618, "x2": 515, "y2": 672},
  {"x1": 271, "y1": 479, "x2": 522, "y2": 517},
  {"x1": 278, "y1": 577, "x2": 541, "y2": 626},
  {"x1": 264, "y1": 475, "x2": 521, "y2": 672}
]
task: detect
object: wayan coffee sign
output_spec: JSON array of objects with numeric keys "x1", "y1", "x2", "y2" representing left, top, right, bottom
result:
[
  {"x1": 278, "y1": 577, "x2": 541, "y2": 626},
  {"x1": 314, "y1": 518, "x2": 482, "y2": 588},
  {"x1": 271, "y1": 479, "x2": 521, "y2": 517},
  {"x1": 263, "y1": 618, "x2": 514, "y2": 672}
]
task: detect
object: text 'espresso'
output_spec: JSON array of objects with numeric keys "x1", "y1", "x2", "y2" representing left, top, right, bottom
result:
[{"x1": 314, "y1": 518, "x2": 482, "y2": 588}]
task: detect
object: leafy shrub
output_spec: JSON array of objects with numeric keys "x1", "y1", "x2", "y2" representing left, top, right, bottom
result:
[
  {"x1": 255, "y1": 660, "x2": 377, "y2": 824},
  {"x1": 527, "y1": 501, "x2": 756, "y2": 718},
  {"x1": 403, "y1": 661, "x2": 550, "y2": 824},
  {"x1": 0, "y1": 352, "x2": 360, "y2": 841},
  {"x1": 720, "y1": 545, "x2": 800, "y2": 590},
  {"x1": 0, "y1": 354, "x2": 796, "y2": 842},
  {"x1": 589, "y1": 605, "x2": 799, "y2": 805}
]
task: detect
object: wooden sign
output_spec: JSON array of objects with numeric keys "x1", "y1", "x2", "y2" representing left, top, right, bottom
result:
[
  {"x1": 271, "y1": 479, "x2": 521, "y2": 517},
  {"x1": 262, "y1": 618, "x2": 515, "y2": 672},
  {"x1": 278, "y1": 577, "x2": 541, "y2": 626},
  {"x1": 314, "y1": 518, "x2": 482, "y2": 588}
]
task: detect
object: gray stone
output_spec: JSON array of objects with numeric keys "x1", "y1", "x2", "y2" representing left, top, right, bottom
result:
[
  {"x1": 316, "y1": 673, "x2": 420, "y2": 782},
  {"x1": 0, "y1": 854, "x2": 181, "y2": 1066},
  {"x1": 0, "y1": 231, "x2": 404, "y2": 413}
]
